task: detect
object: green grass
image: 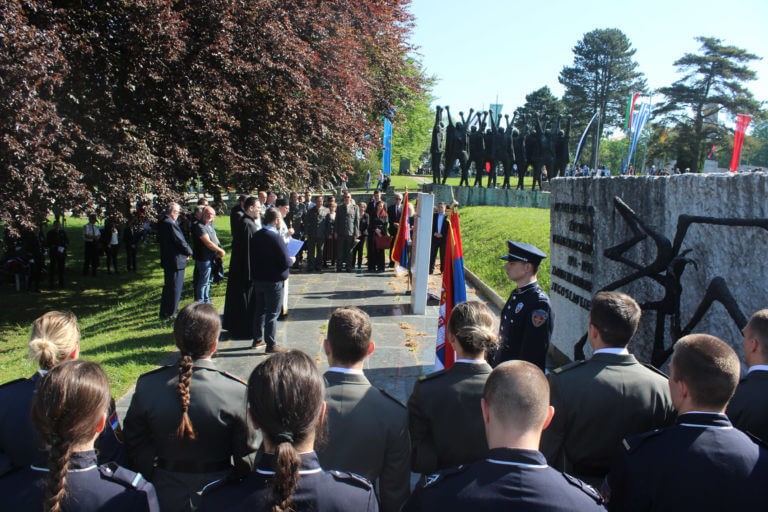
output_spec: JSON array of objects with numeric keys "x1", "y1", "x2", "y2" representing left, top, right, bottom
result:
[
  {"x1": 386, "y1": 175, "x2": 423, "y2": 190},
  {"x1": 0, "y1": 216, "x2": 232, "y2": 396},
  {"x1": 459, "y1": 206, "x2": 551, "y2": 298}
]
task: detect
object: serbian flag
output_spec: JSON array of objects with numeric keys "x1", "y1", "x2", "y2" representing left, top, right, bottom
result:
[
  {"x1": 391, "y1": 191, "x2": 410, "y2": 277},
  {"x1": 435, "y1": 211, "x2": 467, "y2": 370},
  {"x1": 730, "y1": 114, "x2": 752, "y2": 172}
]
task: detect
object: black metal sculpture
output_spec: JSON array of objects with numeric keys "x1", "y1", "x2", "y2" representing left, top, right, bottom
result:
[
  {"x1": 573, "y1": 196, "x2": 768, "y2": 367},
  {"x1": 431, "y1": 106, "x2": 444, "y2": 184}
]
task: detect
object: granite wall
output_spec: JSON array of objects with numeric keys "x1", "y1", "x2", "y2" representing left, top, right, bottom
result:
[{"x1": 549, "y1": 173, "x2": 768, "y2": 368}]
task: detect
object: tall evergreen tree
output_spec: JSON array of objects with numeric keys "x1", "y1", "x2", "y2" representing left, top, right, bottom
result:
[
  {"x1": 559, "y1": 28, "x2": 646, "y2": 165},
  {"x1": 515, "y1": 86, "x2": 564, "y2": 130},
  {"x1": 656, "y1": 37, "x2": 761, "y2": 172}
]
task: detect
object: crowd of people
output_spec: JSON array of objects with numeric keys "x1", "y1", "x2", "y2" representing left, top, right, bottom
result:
[{"x1": 2, "y1": 296, "x2": 768, "y2": 511}]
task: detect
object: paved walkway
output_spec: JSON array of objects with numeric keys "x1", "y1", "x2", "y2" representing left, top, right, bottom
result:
[{"x1": 117, "y1": 269, "x2": 493, "y2": 416}]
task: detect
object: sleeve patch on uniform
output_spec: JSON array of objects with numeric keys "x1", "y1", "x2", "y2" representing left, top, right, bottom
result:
[{"x1": 531, "y1": 309, "x2": 549, "y2": 327}]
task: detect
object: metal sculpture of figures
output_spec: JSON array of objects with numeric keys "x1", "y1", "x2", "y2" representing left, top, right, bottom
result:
[
  {"x1": 446, "y1": 106, "x2": 471, "y2": 187},
  {"x1": 501, "y1": 113, "x2": 517, "y2": 189},
  {"x1": 525, "y1": 117, "x2": 541, "y2": 190},
  {"x1": 431, "y1": 106, "x2": 444, "y2": 184},
  {"x1": 514, "y1": 113, "x2": 527, "y2": 190},
  {"x1": 573, "y1": 196, "x2": 768, "y2": 367},
  {"x1": 469, "y1": 112, "x2": 486, "y2": 188},
  {"x1": 553, "y1": 115, "x2": 571, "y2": 178}
]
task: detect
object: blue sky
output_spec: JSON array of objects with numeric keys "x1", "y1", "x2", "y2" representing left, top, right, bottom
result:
[{"x1": 407, "y1": 0, "x2": 768, "y2": 118}]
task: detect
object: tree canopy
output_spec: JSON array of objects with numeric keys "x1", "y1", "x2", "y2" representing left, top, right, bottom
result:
[
  {"x1": 655, "y1": 37, "x2": 761, "y2": 172},
  {"x1": 0, "y1": 0, "x2": 423, "y2": 235},
  {"x1": 559, "y1": 28, "x2": 646, "y2": 163},
  {"x1": 515, "y1": 86, "x2": 564, "y2": 130}
]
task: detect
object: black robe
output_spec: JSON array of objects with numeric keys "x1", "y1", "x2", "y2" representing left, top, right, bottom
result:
[{"x1": 223, "y1": 213, "x2": 258, "y2": 338}]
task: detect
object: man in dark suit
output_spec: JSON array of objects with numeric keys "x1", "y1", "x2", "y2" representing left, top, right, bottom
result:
[
  {"x1": 606, "y1": 334, "x2": 768, "y2": 511},
  {"x1": 334, "y1": 192, "x2": 360, "y2": 272},
  {"x1": 403, "y1": 361, "x2": 605, "y2": 512},
  {"x1": 249, "y1": 208, "x2": 294, "y2": 352},
  {"x1": 387, "y1": 193, "x2": 403, "y2": 267},
  {"x1": 727, "y1": 309, "x2": 768, "y2": 440},
  {"x1": 317, "y1": 307, "x2": 410, "y2": 512},
  {"x1": 429, "y1": 202, "x2": 449, "y2": 274},
  {"x1": 158, "y1": 202, "x2": 193, "y2": 320},
  {"x1": 541, "y1": 291, "x2": 675, "y2": 487}
]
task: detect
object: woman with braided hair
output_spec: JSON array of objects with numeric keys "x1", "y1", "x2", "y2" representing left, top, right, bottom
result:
[
  {"x1": 200, "y1": 350, "x2": 378, "y2": 511},
  {"x1": 0, "y1": 311, "x2": 123, "y2": 475},
  {"x1": 123, "y1": 302, "x2": 259, "y2": 512},
  {"x1": 1, "y1": 360, "x2": 159, "y2": 511}
]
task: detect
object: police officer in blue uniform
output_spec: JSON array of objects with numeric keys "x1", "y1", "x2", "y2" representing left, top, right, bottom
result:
[
  {"x1": 492, "y1": 241, "x2": 552, "y2": 371},
  {"x1": 200, "y1": 350, "x2": 378, "y2": 511},
  {"x1": 606, "y1": 334, "x2": 768, "y2": 511},
  {"x1": 403, "y1": 361, "x2": 605, "y2": 511},
  {"x1": 0, "y1": 360, "x2": 159, "y2": 512},
  {"x1": 0, "y1": 311, "x2": 123, "y2": 476}
]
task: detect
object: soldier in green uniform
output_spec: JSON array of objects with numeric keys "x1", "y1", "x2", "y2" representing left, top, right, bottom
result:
[
  {"x1": 123, "y1": 302, "x2": 260, "y2": 512},
  {"x1": 316, "y1": 307, "x2": 410, "y2": 512},
  {"x1": 727, "y1": 309, "x2": 768, "y2": 441},
  {"x1": 407, "y1": 301, "x2": 499, "y2": 475},
  {"x1": 540, "y1": 291, "x2": 675, "y2": 488}
]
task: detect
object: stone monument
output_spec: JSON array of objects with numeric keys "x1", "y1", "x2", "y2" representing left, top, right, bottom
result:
[{"x1": 549, "y1": 173, "x2": 768, "y2": 368}]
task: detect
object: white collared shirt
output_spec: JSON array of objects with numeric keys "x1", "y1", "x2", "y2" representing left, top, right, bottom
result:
[
  {"x1": 455, "y1": 358, "x2": 486, "y2": 364},
  {"x1": 748, "y1": 364, "x2": 768, "y2": 374},
  {"x1": 327, "y1": 366, "x2": 364, "y2": 375},
  {"x1": 593, "y1": 347, "x2": 630, "y2": 356}
]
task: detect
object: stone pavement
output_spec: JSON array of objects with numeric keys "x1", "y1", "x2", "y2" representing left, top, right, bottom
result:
[{"x1": 117, "y1": 268, "x2": 494, "y2": 417}]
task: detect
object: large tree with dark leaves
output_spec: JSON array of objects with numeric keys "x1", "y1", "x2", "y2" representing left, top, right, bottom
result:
[
  {"x1": 514, "y1": 86, "x2": 564, "y2": 130},
  {"x1": 655, "y1": 37, "x2": 761, "y2": 173},
  {"x1": 0, "y1": 0, "x2": 421, "y2": 235},
  {"x1": 559, "y1": 28, "x2": 646, "y2": 164}
]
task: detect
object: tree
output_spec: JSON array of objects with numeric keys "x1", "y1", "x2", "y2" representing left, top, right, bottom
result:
[
  {"x1": 390, "y1": 61, "x2": 435, "y2": 173},
  {"x1": 744, "y1": 122, "x2": 768, "y2": 168},
  {"x1": 0, "y1": 0, "x2": 423, "y2": 235},
  {"x1": 656, "y1": 37, "x2": 761, "y2": 172},
  {"x1": 515, "y1": 86, "x2": 564, "y2": 130},
  {"x1": 559, "y1": 28, "x2": 646, "y2": 165}
]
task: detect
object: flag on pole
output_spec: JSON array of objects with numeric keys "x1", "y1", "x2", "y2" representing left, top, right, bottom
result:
[
  {"x1": 573, "y1": 111, "x2": 600, "y2": 166},
  {"x1": 435, "y1": 211, "x2": 467, "y2": 371},
  {"x1": 626, "y1": 102, "x2": 652, "y2": 168},
  {"x1": 729, "y1": 114, "x2": 752, "y2": 172},
  {"x1": 391, "y1": 191, "x2": 410, "y2": 277},
  {"x1": 707, "y1": 145, "x2": 717, "y2": 160},
  {"x1": 382, "y1": 117, "x2": 393, "y2": 176},
  {"x1": 624, "y1": 92, "x2": 640, "y2": 131}
]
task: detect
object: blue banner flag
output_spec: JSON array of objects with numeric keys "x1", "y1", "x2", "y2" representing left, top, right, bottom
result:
[{"x1": 382, "y1": 118, "x2": 393, "y2": 176}]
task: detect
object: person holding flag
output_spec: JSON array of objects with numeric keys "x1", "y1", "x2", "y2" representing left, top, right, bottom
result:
[
  {"x1": 390, "y1": 191, "x2": 412, "y2": 278},
  {"x1": 492, "y1": 241, "x2": 552, "y2": 371}
]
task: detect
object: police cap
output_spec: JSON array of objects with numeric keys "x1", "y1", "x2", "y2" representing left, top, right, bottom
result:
[{"x1": 500, "y1": 241, "x2": 547, "y2": 265}]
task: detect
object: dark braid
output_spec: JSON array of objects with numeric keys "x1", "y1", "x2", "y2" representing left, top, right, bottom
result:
[
  {"x1": 247, "y1": 351, "x2": 325, "y2": 512},
  {"x1": 172, "y1": 302, "x2": 220, "y2": 441},
  {"x1": 176, "y1": 354, "x2": 196, "y2": 440},
  {"x1": 31, "y1": 361, "x2": 110, "y2": 512},
  {"x1": 45, "y1": 436, "x2": 72, "y2": 512}
]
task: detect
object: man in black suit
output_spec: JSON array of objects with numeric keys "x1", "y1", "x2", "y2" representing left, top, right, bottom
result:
[
  {"x1": 387, "y1": 193, "x2": 403, "y2": 268},
  {"x1": 727, "y1": 309, "x2": 768, "y2": 440},
  {"x1": 250, "y1": 207, "x2": 294, "y2": 352},
  {"x1": 429, "y1": 202, "x2": 449, "y2": 274},
  {"x1": 158, "y1": 202, "x2": 193, "y2": 320}
]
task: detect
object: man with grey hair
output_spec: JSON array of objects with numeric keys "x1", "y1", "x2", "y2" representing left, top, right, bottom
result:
[
  {"x1": 727, "y1": 309, "x2": 768, "y2": 440},
  {"x1": 192, "y1": 206, "x2": 225, "y2": 304},
  {"x1": 159, "y1": 202, "x2": 192, "y2": 320},
  {"x1": 403, "y1": 361, "x2": 605, "y2": 511}
]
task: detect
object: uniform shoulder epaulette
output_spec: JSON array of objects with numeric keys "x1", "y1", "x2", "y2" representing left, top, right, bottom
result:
[
  {"x1": 140, "y1": 365, "x2": 174, "y2": 377},
  {"x1": 215, "y1": 369, "x2": 248, "y2": 385},
  {"x1": 744, "y1": 430, "x2": 768, "y2": 448},
  {"x1": 199, "y1": 477, "x2": 229, "y2": 496},
  {"x1": 421, "y1": 464, "x2": 468, "y2": 488},
  {"x1": 562, "y1": 472, "x2": 604, "y2": 504},
  {"x1": 641, "y1": 363, "x2": 669, "y2": 378},
  {"x1": 376, "y1": 387, "x2": 406, "y2": 408},
  {"x1": 418, "y1": 369, "x2": 446, "y2": 382},
  {"x1": 0, "y1": 378, "x2": 25, "y2": 389},
  {"x1": 329, "y1": 470, "x2": 374, "y2": 490},
  {"x1": 98, "y1": 463, "x2": 150, "y2": 490},
  {"x1": 551, "y1": 360, "x2": 586, "y2": 375},
  {"x1": 620, "y1": 428, "x2": 664, "y2": 453}
]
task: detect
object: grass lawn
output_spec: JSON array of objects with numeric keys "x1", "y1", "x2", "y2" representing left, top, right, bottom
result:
[
  {"x1": 0, "y1": 216, "x2": 232, "y2": 396},
  {"x1": 458, "y1": 206, "x2": 551, "y2": 299},
  {"x1": 1, "y1": 206, "x2": 551, "y2": 395},
  {"x1": 386, "y1": 175, "x2": 422, "y2": 190}
]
